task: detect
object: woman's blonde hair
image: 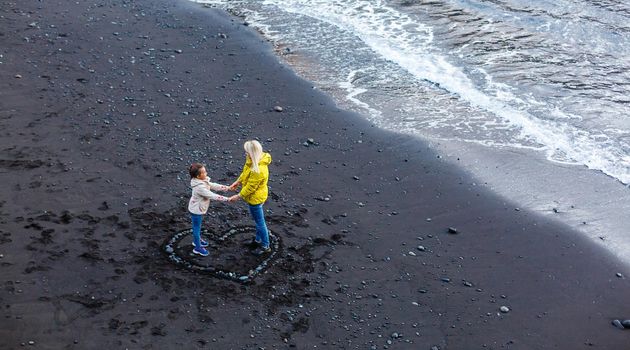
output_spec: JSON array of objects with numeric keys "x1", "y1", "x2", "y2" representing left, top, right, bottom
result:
[{"x1": 244, "y1": 140, "x2": 263, "y2": 173}]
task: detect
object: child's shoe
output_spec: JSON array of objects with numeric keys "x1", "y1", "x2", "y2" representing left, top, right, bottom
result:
[
  {"x1": 192, "y1": 247, "x2": 209, "y2": 257},
  {"x1": 192, "y1": 240, "x2": 209, "y2": 247}
]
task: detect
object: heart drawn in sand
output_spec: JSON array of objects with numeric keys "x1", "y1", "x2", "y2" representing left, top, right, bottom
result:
[{"x1": 163, "y1": 226, "x2": 280, "y2": 282}]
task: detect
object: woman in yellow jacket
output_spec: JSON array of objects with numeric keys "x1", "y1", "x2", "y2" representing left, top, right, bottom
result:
[{"x1": 229, "y1": 140, "x2": 272, "y2": 255}]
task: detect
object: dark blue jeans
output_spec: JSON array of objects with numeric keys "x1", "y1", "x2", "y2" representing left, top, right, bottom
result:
[
  {"x1": 248, "y1": 204, "x2": 269, "y2": 248},
  {"x1": 190, "y1": 213, "x2": 203, "y2": 249}
]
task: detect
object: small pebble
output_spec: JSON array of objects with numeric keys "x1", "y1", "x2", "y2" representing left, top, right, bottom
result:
[
  {"x1": 274, "y1": 106, "x2": 283, "y2": 112},
  {"x1": 612, "y1": 319, "x2": 625, "y2": 329},
  {"x1": 500, "y1": 306, "x2": 510, "y2": 313}
]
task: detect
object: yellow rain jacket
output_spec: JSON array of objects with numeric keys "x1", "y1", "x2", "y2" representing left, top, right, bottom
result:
[{"x1": 237, "y1": 152, "x2": 272, "y2": 205}]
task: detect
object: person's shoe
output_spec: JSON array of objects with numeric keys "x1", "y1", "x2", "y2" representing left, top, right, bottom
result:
[
  {"x1": 192, "y1": 240, "x2": 209, "y2": 247},
  {"x1": 252, "y1": 246, "x2": 271, "y2": 256},
  {"x1": 192, "y1": 247, "x2": 209, "y2": 257},
  {"x1": 245, "y1": 238, "x2": 261, "y2": 249}
]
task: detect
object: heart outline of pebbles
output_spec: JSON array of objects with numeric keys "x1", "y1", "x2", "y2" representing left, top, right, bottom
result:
[{"x1": 163, "y1": 226, "x2": 280, "y2": 283}]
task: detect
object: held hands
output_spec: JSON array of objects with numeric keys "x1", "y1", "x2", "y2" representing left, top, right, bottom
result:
[
  {"x1": 228, "y1": 194, "x2": 240, "y2": 202},
  {"x1": 228, "y1": 181, "x2": 240, "y2": 192}
]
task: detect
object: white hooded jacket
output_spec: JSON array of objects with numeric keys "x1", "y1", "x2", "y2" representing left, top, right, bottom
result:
[{"x1": 188, "y1": 178, "x2": 229, "y2": 215}]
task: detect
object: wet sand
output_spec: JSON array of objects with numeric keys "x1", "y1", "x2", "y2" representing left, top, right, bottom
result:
[{"x1": 1, "y1": 0, "x2": 629, "y2": 348}]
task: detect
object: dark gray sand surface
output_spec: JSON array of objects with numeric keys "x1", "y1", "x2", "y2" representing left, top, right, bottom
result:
[{"x1": 1, "y1": 0, "x2": 629, "y2": 348}]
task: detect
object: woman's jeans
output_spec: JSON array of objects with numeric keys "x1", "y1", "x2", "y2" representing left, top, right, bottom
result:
[
  {"x1": 248, "y1": 204, "x2": 269, "y2": 248},
  {"x1": 190, "y1": 213, "x2": 203, "y2": 249}
]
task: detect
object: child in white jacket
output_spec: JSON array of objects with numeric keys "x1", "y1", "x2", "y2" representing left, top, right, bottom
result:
[{"x1": 188, "y1": 163, "x2": 230, "y2": 256}]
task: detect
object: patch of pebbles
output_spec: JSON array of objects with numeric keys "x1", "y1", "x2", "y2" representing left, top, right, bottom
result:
[{"x1": 163, "y1": 226, "x2": 280, "y2": 283}]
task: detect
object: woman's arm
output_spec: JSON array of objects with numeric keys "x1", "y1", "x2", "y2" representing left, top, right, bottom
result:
[
  {"x1": 239, "y1": 173, "x2": 264, "y2": 199},
  {"x1": 228, "y1": 180, "x2": 240, "y2": 191}
]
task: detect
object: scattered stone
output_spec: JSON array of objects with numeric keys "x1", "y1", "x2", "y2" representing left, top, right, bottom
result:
[
  {"x1": 274, "y1": 106, "x2": 283, "y2": 112},
  {"x1": 426, "y1": 218, "x2": 431, "y2": 222},
  {"x1": 28, "y1": 340, "x2": 35, "y2": 345},
  {"x1": 15, "y1": 74, "x2": 22, "y2": 79},
  {"x1": 441, "y1": 277, "x2": 450, "y2": 283},
  {"x1": 417, "y1": 245, "x2": 426, "y2": 252},
  {"x1": 447, "y1": 227, "x2": 458, "y2": 234},
  {"x1": 612, "y1": 319, "x2": 625, "y2": 329},
  {"x1": 353, "y1": 176, "x2": 360, "y2": 180},
  {"x1": 622, "y1": 320, "x2": 630, "y2": 328},
  {"x1": 165, "y1": 246, "x2": 174, "y2": 254},
  {"x1": 174, "y1": 49, "x2": 183, "y2": 54},
  {"x1": 307, "y1": 138, "x2": 315, "y2": 144},
  {"x1": 500, "y1": 306, "x2": 510, "y2": 313},
  {"x1": 463, "y1": 281, "x2": 473, "y2": 287},
  {"x1": 408, "y1": 251, "x2": 416, "y2": 257},
  {"x1": 616, "y1": 273, "x2": 623, "y2": 278}
]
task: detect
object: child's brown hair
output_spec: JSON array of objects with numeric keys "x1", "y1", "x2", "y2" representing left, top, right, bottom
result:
[{"x1": 189, "y1": 163, "x2": 204, "y2": 179}]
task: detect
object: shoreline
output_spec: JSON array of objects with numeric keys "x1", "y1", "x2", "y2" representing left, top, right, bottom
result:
[
  {"x1": 1, "y1": 0, "x2": 629, "y2": 348},
  {"x1": 434, "y1": 137, "x2": 630, "y2": 266},
  {"x1": 197, "y1": 0, "x2": 630, "y2": 267}
]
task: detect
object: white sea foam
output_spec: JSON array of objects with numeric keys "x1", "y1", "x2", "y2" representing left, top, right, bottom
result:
[
  {"x1": 193, "y1": 0, "x2": 630, "y2": 185},
  {"x1": 242, "y1": 0, "x2": 630, "y2": 184}
]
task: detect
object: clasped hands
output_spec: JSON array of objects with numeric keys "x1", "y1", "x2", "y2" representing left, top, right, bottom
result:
[{"x1": 226, "y1": 182, "x2": 240, "y2": 202}]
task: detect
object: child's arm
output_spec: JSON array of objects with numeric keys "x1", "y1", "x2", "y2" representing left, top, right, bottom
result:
[
  {"x1": 197, "y1": 186, "x2": 229, "y2": 202},
  {"x1": 207, "y1": 181, "x2": 229, "y2": 192}
]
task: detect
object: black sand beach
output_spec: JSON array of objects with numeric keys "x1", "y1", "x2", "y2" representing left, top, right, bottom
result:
[{"x1": 1, "y1": 0, "x2": 629, "y2": 349}]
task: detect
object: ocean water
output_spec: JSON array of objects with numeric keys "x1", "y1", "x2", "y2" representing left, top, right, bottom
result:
[{"x1": 193, "y1": 0, "x2": 630, "y2": 262}]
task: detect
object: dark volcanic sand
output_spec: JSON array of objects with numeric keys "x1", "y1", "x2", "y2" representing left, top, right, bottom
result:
[{"x1": 1, "y1": 0, "x2": 629, "y2": 349}]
